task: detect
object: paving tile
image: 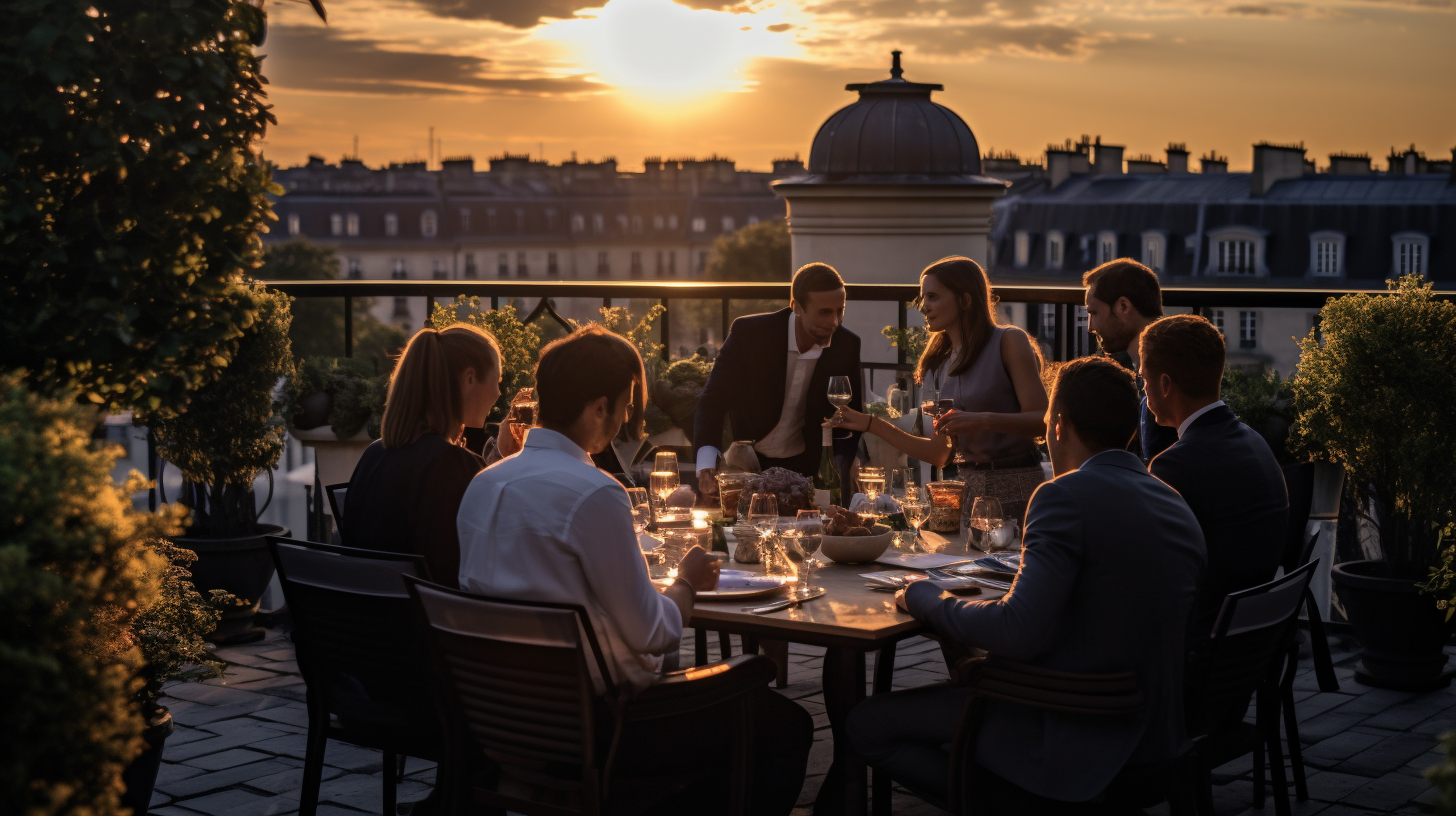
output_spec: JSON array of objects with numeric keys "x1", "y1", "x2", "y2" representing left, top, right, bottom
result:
[
  {"x1": 1359, "y1": 698, "x2": 1456, "y2": 732},
  {"x1": 163, "y1": 724, "x2": 289, "y2": 762},
  {"x1": 156, "y1": 760, "x2": 296, "y2": 799},
  {"x1": 213, "y1": 646, "x2": 283, "y2": 668},
  {"x1": 1298, "y1": 712, "x2": 1372, "y2": 745},
  {"x1": 1296, "y1": 692, "x2": 1359, "y2": 721},
  {"x1": 156, "y1": 762, "x2": 206, "y2": 786},
  {"x1": 227, "y1": 673, "x2": 307, "y2": 693},
  {"x1": 164, "y1": 684, "x2": 274, "y2": 707},
  {"x1": 1335, "y1": 733, "x2": 1441, "y2": 776},
  {"x1": 249, "y1": 733, "x2": 310, "y2": 760},
  {"x1": 1304, "y1": 771, "x2": 1377, "y2": 803},
  {"x1": 202, "y1": 665, "x2": 291, "y2": 686},
  {"x1": 172, "y1": 788, "x2": 276, "y2": 815},
  {"x1": 151, "y1": 807, "x2": 203, "y2": 816},
  {"x1": 1305, "y1": 731, "x2": 1387, "y2": 761},
  {"x1": 1339, "y1": 772, "x2": 1432, "y2": 811},
  {"x1": 184, "y1": 748, "x2": 276, "y2": 771},
  {"x1": 321, "y1": 774, "x2": 431, "y2": 811},
  {"x1": 259, "y1": 649, "x2": 297, "y2": 662},
  {"x1": 245, "y1": 764, "x2": 345, "y2": 796},
  {"x1": 151, "y1": 789, "x2": 171, "y2": 808},
  {"x1": 1335, "y1": 688, "x2": 1416, "y2": 717},
  {"x1": 171, "y1": 695, "x2": 292, "y2": 727}
]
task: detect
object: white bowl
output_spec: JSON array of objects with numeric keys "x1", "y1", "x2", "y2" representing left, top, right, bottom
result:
[{"x1": 819, "y1": 524, "x2": 894, "y2": 564}]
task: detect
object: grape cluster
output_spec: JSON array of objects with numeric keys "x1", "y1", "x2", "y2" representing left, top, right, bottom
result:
[{"x1": 735, "y1": 467, "x2": 816, "y2": 517}]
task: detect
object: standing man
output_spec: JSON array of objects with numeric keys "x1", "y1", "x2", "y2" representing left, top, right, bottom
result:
[
  {"x1": 1082, "y1": 259, "x2": 1178, "y2": 460},
  {"x1": 1141, "y1": 315, "x2": 1288, "y2": 641},
  {"x1": 694, "y1": 262, "x2": 863, "y2": 494}
]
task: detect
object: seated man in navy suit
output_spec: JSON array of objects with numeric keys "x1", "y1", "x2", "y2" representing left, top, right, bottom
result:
[
  {"x1": 847, "y1": 357, "x2": 1206, "y2": 810},
  {"x1": 1141, "y1": 314, "x2": 1289, "y2": 641}
]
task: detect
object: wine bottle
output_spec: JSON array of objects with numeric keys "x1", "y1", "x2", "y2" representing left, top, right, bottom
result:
[{"x1": 815, "y1": 426, "x2": 842, "y2": 508}]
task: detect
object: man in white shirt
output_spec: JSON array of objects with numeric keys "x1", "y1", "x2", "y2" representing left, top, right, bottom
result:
[
  {"x1": 457, "y1": 325, "x2": 812, "y2": 815},
  {"x1": 694, "y1": 262, "x2": 864, "y2": 495}
]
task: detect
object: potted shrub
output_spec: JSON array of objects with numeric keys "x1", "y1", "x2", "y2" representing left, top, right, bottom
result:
[
  {"x1": 1290, "y1": 275, "x2": 1456, "y2": 690},
  {"x1": 148, "y1": 285, "x2": 295, "y2": 644},
  {"x1": 287, "y1": 356, "x2": 389, "y2": 503}
]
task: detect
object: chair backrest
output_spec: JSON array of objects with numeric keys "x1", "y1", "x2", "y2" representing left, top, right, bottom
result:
[
  {"x1": 1280, "y1": 463, "x2": 1315, "y2": 572},
  {"x1": 1189, "y1": 559, "x2": 1319, "y2": 734},
  {"x1": 405, "y1": 577, "x2": 616, "y2": 796},
  {"x1": 325, "y1": 482, "x2": 348, "y2": 524},
  {"x1": 268, "y1": 536, "x2": 432, "y2": 719}
]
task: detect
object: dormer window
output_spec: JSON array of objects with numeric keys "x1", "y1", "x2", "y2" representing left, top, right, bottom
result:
[
  {"x1": 616, "y1": 214, "x2": 629, "y2": 233},
  {"x1": 1206, "y1": 227, "x2": 1267, "y2": 276},
  {"x1": 1392, "y1": 232, "x2": 1428, "y2": 275},
  {"x1": 345, "y1": 213, "x2": 359, "y2": 237},
  {"x1": 1310, "y1": 231, "x2": 1344, "y2": 277},
  {"x1": 1046, "y1": 231, "x2": 1064, "y2": 270},
  {"x1": 669, "y1": 214, "x2": 680, "y2": 230},
  {"x1": 287, "y1": 213, "x2": 301, "y2": 236},
  {"x1": 420, "y1": 210, "x2": 438, "y2": 238},
  {"x1": 1140, "y1": 231, "x2": 1165, "y2": 273},
  {"x1": 1097, "y1": 231, "x2": 1117, "y2": 264},
  {"x1": 384, "y1": 213, "x2": 398, "y2": 237},
  {"x1": 330, "y1": 214, "x2": 343, "y2": 236},
  {"x1": 1013, "y1": 231, "x2": 1030, "y2": 269}
]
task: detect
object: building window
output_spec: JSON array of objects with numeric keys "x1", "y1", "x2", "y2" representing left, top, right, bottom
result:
[
  {"x1": 628, "y1": 251, "x2": 642, "y2": 275},
  {"x1": 1097, "y1": 231, "x2": 1117, "y2": 264},
  {"x1": 571, "y1": 213, "x2": 585, "y2": 234},
  {"x1": 669, "y1": 214, "x2": 679, "y2": 230},
  {"x1": 1038, "y1": 305, "x2": 1056, "y2": 341},
  {"x1": 593, "y1": 214, "x2": 605, "y2": 233},
  {"x1": 1310, "y1": 232, "x2": 1343, "y2": 276},
  {"x1": 432, "y1": 259, "x2": 448, "y2": 280},
  {"x1": 384, "y1": 213, "x2": 398, "y2": 237},
  {"x1": 655, "y1": 251, "x2": 665, "y2": 277},
  {"x1": 596, "y1": 251, "x2": 610, "y2": 277},
  {"x1": 463, "y1": 253, "x2": 477, "y2": 278},
  {"x1": 632, "y1": 215, "x2": 643, "y2": 234},
  {"x1": 515, "y1": 209, "x2": 527, "y2": 234},
  {"x1": 487, "y1": 209, "x2": 498, "y2": 232},
  {"x1": 345, "y1": 213, "x2": 359, "y2": 237},
  {"x1": 1074, "y1": 305, "x2": 1091, "y2": 357},
  {"x1": 547, "y1": 252, "x2": 559, "y2": 276},
  {"x1": 654, "y1": 215, "x2": 665, "y2": 231},
  {"x1": 1239, "y1": 311, "x2": 1258, "y2": 350},
  {"x1": 546, "y1": 209, "x2": 558, "y2": 231},
  {"x1": 459, "y1": 208, "x2": 471, "y2": 232},
  {"x1": 330, "y1": 213, "x2": 343, "y2": 236},
  {"x1": 616, "y1": 214, "x2": 629, "y2": 233},
  {"x1": 1046, "y1": 232, "x2": 1063, "y2": 269},
  {"x1": 515, "y1": 252, "x2": 528, "y2": 277},
  {"x1": 1141, "y1": 232, "x2": 1164, "y2": 273},
  {"x1": 497, "y1": 252, "x2": 509, "y2": 277},
  {"x1": 721, "y1": 216, "x2": 736, "y2": 233},
  {"x1": 391, "y1": 258, "x2": 407, "y2": 279},
  {"x1": 392, "y1": 297, "x2": 410, "y2": 319},
  {"x1": 346, "y1": 257, "x2": 362, "y2": 279},
  {"x1": 748, "y1": 215, "x2": 760, "y2": 226},
  {"x1": 1210, "y1": 310, "x2": 1225, "y2": 334},
  {"x1": 1216, "y1": 240, "x2": 1255, "y2": 274},
  {"x1": 1393, "y1": 232, "x2": 1428, "y2": 275},
  {"x1": 692, "y1": 217, "x2": 707, "y2": 233},
  {"x1": 421, "y1": 210, "x2": 438, "y2": 238},
  {"x1": 287, "y1": 213, "x2": 301, "y2": 236},
  {"x1": 1013, "y1": 231, "x2": 1030, "y2": 269}
]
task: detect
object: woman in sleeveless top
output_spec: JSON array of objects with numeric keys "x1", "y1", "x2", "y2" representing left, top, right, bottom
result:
[{"x1": 830, "y1": 257, "x2": 1049, "y2": 525}]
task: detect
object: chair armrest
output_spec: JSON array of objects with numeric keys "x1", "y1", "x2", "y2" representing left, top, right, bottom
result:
[{"x1": 624, "y1": 655, "x2": 776, "y2": 721}]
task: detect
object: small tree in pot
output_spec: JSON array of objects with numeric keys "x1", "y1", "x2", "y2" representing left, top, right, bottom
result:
[
  {"x1": 147, "y1": 285, "x2": 295, "y2": 643},
  {"x1": 1290, "y1": 275, "x2": 1456, "y2": 689}
]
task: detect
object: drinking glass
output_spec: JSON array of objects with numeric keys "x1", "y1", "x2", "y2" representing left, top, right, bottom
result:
[
  {"x1": 747, "y1": 493, "x2": 779, "y2": 539},
  {"x1": 968, "y1": 496, "x2": 1007, "y2": 551},
  {"x1": 858, "y1": 466, "x2": 886, "y2": 503},
  {"x1": 793, "y1": 510, "x2": 824, "y2": 597},
  {"x1": 508, "y1": 387, "x2": 537, "y2": 446},
  {"x1": 772, "y1": 523, "x2": 799, "y2": 580},
  {"x1": 920, "y1": 386, "x2": 939, "y2": 425},
  {"x1": 625, "y1": 487, "x2": 651, "y2": 535},
  {"x1": 827, "y1": 376, "x2": 853, "y2": 421},
  {"x1": 650, "y1": 469, "x2": 680, "y2": 513},
  {"x1": 890, "y1": 467, "x2": 916, "y2": 501},
  {"x1": 901, "y1": 497, "x2": 928, "y2": 548},
  {"x1": 653, "y1": 450, "x2": 678, "y2": 478}
]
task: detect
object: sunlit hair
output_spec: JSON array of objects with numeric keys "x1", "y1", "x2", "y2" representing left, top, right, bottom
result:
[
  {"x1": 1050, "y1": 356, "x2": 1140, "y2": 451},
  {"x1": 534, "y1": 325, "x2": 647, "y2": 439},
  {"x1": 790, "y1": 262, "x2": 845, "y2": 310},
  {"x1": 1082, "y1": 259, "x2": 1163, "y2": 320},
  {"x1": 915, "y1": 257, "x2": 1037, "y2": 384},
  {"x1": 1139, "y1": 315, "x2": 1225, "y2": 401},
  {"x1": 381, "y1": 323, "x2": 500, "y2": 449}
]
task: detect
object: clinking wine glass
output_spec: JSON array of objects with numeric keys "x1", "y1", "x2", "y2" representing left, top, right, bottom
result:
[
  {"x1": 827, "y1": 375, "x2": 853, "y2": 422},
  {"x1": 968, "y1": 496, "x2": 1006, "y2": 551}
]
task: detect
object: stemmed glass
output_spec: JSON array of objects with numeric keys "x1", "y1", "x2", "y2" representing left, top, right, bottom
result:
[
  {"x1": 654, "y1": 450, "x2": 678, "y2": 477},
  {"x1": 508, "y1": 387, "x2": 537, "y2": 446},
  {"x1": 968, "y1": 496, "x2": 1007, "y2": 552},
  {"x1": 859, "y1": 466, "x2": 886, "y2": 503},
  {"x1": 890, "y1": 467, "x2": 916, "y2": 503},
  {"x1": 747, "y1": 492, "x2": 780, "y2": 572},
  {"x1": 919, "y1": 386, "x2": 940, "y2": 429},
  {"x1": 650, "y1": 468, "x2": 680, "y2": 518},
  {"x1": 626, "y1": 487, "x2": 652, "y2": 535},
  {"x1": 789, "y1": 510, "x2": 824, "y2": 598},
  {"x1": 827, "y1": 376, "x2": 853, "y2": 423},
  {"x1": 900, "y1": 490, "x2": 928, "y2": 552}
]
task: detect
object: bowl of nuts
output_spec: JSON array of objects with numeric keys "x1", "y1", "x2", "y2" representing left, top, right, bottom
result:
[{"x1": 819, "y1": 507, "x2": 894, "y2": 564}]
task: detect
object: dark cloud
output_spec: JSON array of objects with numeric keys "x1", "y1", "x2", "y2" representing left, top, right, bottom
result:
[
  {"x1": 1227, "y1": 3, "x2": 1283, "y2": 12},
  {"x1": 401, "y1": 0, "x2": 589, "y2": 28},
  {"x1": 807, "y1": 0, "x2": 1047, "y2": 20},
  {"x1": 261, "y1": 24, "x2": 597, "y2": 96},
  {"x1": 872, "y1": 20, "x2": 1103, "y2": 58},
  {"x1": 766, "y1": 22, "x2": 796, "y2": 30}
]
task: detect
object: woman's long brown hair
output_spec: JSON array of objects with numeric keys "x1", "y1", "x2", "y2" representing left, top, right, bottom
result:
[
  {"x1": 381, "y1": 323, "x2": 500, "y2": 448},
  {"x1": 914, "y1": 257, "x2": 1001, "y2": 385}
]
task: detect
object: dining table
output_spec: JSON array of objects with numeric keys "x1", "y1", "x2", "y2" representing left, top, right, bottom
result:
[{"x1": 684, "y1": 526, "x2": 1009, "y2": 816}]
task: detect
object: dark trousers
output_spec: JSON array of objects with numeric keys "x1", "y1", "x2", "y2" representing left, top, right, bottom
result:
[{"x1": 617, "y1": 686, "x2": 813, "y2": 816}]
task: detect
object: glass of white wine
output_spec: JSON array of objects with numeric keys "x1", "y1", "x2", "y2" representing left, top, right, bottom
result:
[
  {"x1": 901, "y1": 497, "x2": 929, "y2": 551},
  {"x1": 625, "y1": 487, "x2": 651, "y2": 535},
  {"x1": 968, "y1": 496, "x2": 1007, "y2": 552},
  {"x1": 650, "y1": 470, "x2": 680, "y2": 519},
  {"x1": 827, "y1": 375, "x2": 853, "y2": 423}
]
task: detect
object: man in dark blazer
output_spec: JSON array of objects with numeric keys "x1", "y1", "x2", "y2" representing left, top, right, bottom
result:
[
  {"x1": 694, "y1": 263, "x2": 863, "y2": 493},
  {"x1": 847, "y1": 357, "x2": 1206, "y2": 808},
  {"x1": 1083, "y1": 258, "x2": 1179, "y2": 461},
  {"x1": 1142, "y1": 315, "x2": 1289, "y2": 641}
]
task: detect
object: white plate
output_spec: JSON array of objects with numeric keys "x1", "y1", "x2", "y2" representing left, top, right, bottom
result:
[{"x1": 654, "y1": 570, "x2": 794, "y2": 600}]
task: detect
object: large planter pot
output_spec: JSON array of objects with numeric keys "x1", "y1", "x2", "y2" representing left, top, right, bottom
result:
[
  {"x1": 291, "y1": 426, "x2": 374, "y2": 527},
  {"x1": 120, "y1": 707, "x2": 175, "y2": 816},
  {"x1": 178, "y1": 523, "x2": 290, "y2": 645},
  {"x1": 1332, "y1": 559, "x2": 1452, "y2": 691}
]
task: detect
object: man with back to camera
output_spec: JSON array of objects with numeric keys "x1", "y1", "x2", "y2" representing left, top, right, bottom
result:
[
  {"x1": 1140, "y1": 314, "x2": 1289, "y2": 642},
  {"x1": 694, "y1": 262, "x2": 864, "y2": 494},
  {"x1": 457, "y1": 325, "x2": 813, "y2": 815},
  {"x1": 846, "y1": 357, "x2": 1206, "y2": 811},
  {"x1": 1082, "y1": 259, "x2": 1179, "y2": 461}
]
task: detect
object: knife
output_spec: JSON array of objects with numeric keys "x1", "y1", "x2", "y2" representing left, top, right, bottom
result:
[{"x1": 744, "y1": 587, "x2": 827, "y2": 614}]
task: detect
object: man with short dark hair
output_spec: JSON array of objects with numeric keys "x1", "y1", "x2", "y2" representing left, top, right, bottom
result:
[
  {"x1": 458, "y1": 325, "x2": 813, "y2": 815},
  {"x1": 1141, "y1": 315, "x2": 1289, "y2": 640},
  {"x1": 695, "y1": 262, "x2": 863, "y2": 492},
  {"x1": 847, "y1": 357, "x2": 1205, "y2": 809},
  {"x1": 1082, "y1": 258, "x2": 1178, "y2": 460}
]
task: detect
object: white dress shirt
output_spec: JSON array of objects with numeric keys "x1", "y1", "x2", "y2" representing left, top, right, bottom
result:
[
  {"x1": 696, "y1": 312, "x2": 828, "y2": 473},
  {"x1": 1176, "y1": 400, "x2": 1226, "y2": 438},
  {"x1": 457, "y1": 428, "x2": 683, "y2": 692}
]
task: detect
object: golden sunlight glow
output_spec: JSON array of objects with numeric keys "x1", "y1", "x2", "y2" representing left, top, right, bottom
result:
[{"x1": 541, "y1": 0, "x2": 793, "y2": 101}]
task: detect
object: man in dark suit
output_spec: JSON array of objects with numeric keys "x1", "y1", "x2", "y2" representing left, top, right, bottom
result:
[
  {"x1": 847, "y1": 357, "x2": 1206, "y2": 809},
  {"x1": 1142, "y1": 314, "x2": 1289, "y2": 641},
  {"x1": 1083, "y1": 258, "x2": 1179, "y2": 461},
  {"x1": 694, "y1": 262, "x2": 863, "y2": 493}
]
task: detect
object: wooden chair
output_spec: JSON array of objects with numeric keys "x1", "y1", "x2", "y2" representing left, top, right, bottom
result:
[
  {"x1": 1186, "y1": 559, "x2": 1320, "y2": 816},
  {"x1": 404, "y1": 577, "x2": 777, "y2": 816},
  {"x1": 267, "y1": 535, "x2": 440, "y2": 816}
]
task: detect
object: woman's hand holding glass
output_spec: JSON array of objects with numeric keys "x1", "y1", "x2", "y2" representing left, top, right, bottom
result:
[
  {"x1": 826, "y1": 405, "x2": 873, "y2": 433},
  {"x1": 933, "y1": 409, "x2": 988, "y2": 436}
]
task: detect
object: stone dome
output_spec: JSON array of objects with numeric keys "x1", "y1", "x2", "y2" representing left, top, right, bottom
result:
[{"x1": 807, "y1": 52, "x2": 982, "y2": 178}]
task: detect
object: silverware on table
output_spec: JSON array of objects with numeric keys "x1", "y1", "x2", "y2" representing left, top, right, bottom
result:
[{"x1": 744, "y1": 587, "x2": 827, "y2": 614}]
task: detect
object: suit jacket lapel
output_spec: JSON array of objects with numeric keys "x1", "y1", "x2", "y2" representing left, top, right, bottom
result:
[{"x1": 763, "y1": 310, "x2": 791, "y2": 420}]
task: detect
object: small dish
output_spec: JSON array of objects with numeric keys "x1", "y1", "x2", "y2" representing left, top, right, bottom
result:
[{"x1": 820, "y1": 524, "x2": 894, "y2": 564}]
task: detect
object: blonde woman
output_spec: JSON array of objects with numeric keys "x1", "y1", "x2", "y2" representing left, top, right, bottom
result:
[{"x1": 343, "y1": 323, "x2": 501, "y2": 586}]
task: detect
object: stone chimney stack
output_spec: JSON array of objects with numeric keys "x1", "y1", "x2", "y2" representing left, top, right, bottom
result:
[
  {"x1": 1091, "y1": 136, "x2": 1124, "y2": 176},
  {"x1": 1328, "y1": 153, "x2": 1371, "y2": 175},
  {"x1": 1201, "y1": 152, "x2": 1228, "y2": 174},
  {"x1": 1252, "y1": 142, "x2": 1306, "y2": 196},
  {"x1": 1166, "y1": 143, "x2": 1190, "y2": 174},
  {"x1": 1045, "y1": 138, "x2": 1091, "y2": 188}
]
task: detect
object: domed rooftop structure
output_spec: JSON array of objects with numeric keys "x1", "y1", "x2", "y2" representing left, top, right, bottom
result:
[{"x1": 806, "y1": 52, "x2": 982, "y2": 179}]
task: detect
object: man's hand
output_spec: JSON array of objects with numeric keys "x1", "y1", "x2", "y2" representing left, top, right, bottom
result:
[
  {"x1": 894, "y1": 586, "x2": 911, "y2": 613},
  {"x1": 497, "y1": 419, "x2": 523, "y2": 458},
  {"x1": 677, "y1": 546, "x2": 721, "y2": 592},
  {"x1": 934, "y1": 409, "x2": 987, "y2": 436},
  {"x1": 698, "y1": 467, "x2": 718, "y2": 496}
]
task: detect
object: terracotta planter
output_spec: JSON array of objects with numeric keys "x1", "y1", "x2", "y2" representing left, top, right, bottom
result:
[
  {"x1": 1332, "y1": 559, "x2": 1452, "y2": 691},
  {"x1": 177, "y1": 523, "x2": 290, "y2": 645},
  {"x1": 120, "y1": 707, "x2": 175, "y2": 816}
]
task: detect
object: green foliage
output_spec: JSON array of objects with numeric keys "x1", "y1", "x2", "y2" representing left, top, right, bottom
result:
[
  {"x1": 647, "y1": 355, "x2": 712, "y2": 436},
  {"x1": 132, "y1": 539, "x2": 227, "y2": 712},
  {"x1": 1222, "y1": 367, "x2": 1293, "y2": 462},
  {"x1": 0, "y1": 0, "x2": 279, "y2": 415},
  {"x1": 882, "y1": 322, "x2": 929, "y2": 363},
  {"x1": 149, "y1": 286, "x2": 294, "y2": 538},
  {"x1": 430, "y1": 297, "x2": 542, "y2": 420},
  {"x1": 593, "y1": 304, "x2": 667, "y2": 374},
  {"x1": 0, "y1": 376, "x2": 183, "y2": 816},
  {"x1": 288, "y1": 357, "x2": 389, "y2": 440},
  {"x1": 1290, "y1": 276, "x2": 1456, "y2": 576},
  {"x1": 703, "y1": 219, "x2": 791, "y2": 282},
  {"x1": 261, "y1": 241, "x2": 405, "y2": 375},
  {"x1": 1428, "y1": 732, "x2": 1456, "y2": 816},
  {"x1": 1421, "y1": 520, "x2": 1456, "y2": 624}
]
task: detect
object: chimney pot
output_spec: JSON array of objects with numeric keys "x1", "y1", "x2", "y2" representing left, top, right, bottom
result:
[{"x1": 1251, "y1": 141, "x2": 1306, "y2": 196}]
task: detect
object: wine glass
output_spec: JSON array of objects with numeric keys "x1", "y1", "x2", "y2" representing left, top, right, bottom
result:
[
  {"x1": 792, "y1": 510, "x2": 824, "y2": 597},
  {"x1": 653, "y1": 450, "x2": 678, "y2": 478},
  {"x1": 968, "y1": 496, "x2": 1006, "y2": 551},
  {"x1": 747, "y1": 493, "x2": 779, "y2": 540},
  {"x1": 827, "y1": 376, "x2": 853, "y2": 422},
  {"x1": 920, "y1": 386, "x2": 939, "y2": 425},
  {"x1": 900, "y1": 496, "x2": 928, "y2": 551},
  {"x1": 859, "y1": 466, "x2": 886, "y2": 503},
  {"x1": 890, "y1": 467, "x2": 916, "y2": 502},
  {"x1": 625, "y1": 487, "x2": 651, "y2": 535},
  {"x1": 650, "y1": 469, "x2": 680, "y2": 515},
  {"x1": 508, "y1": 387, "x2": 537, "y2": 446}
]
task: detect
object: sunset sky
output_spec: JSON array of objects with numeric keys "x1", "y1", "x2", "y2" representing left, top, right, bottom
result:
[{"x1": 258, "y1": 0, "x2": 1455, "y2": 173}]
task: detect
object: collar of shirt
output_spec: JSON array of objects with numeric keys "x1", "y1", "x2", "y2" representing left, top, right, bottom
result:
[
  {"x1": 1177, "y1": 400, "x2": 1226, "y2": 439},
  {"x1": 523, "y1": 427, "x2": 594, "y2": 465},
  {"x1": 788, "y1": 311, "x2": 827, "y2": 360}
]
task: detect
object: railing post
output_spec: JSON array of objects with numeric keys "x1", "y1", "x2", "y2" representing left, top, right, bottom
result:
[
  {"x1": 147, "y1": 425, "x2": 158, "y2": 512},
  {"x1": 490, "y1": 296, "x2": 499, "y2": 311},
  {"x1": 343, "y1": 296, "x2": 354, "y2": 358},
  {"x1": 721, "y1": 298, "x2": 730, "y2": 344},
  {"x1": 659, "y1": 298, "x2": 670, "y2": 361},
  {"x1": 897, "y1": 299, "x2": 908, "y2": 366},
  {"x1": 1053, "y1": 303, "x2": 1066, "y2": 362},
  {"x1": 603, "y1": 297, "x2": 612, "y2": 310}
]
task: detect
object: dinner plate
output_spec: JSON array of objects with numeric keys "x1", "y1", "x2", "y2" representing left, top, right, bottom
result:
[{"x1": 653, "y1": 570, "x2": 794, "y2": 600}]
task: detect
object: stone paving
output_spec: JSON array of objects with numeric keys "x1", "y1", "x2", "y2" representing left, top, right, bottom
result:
[{"x1": 151, "y1": 626, "x2": 1455, "y2": 816}]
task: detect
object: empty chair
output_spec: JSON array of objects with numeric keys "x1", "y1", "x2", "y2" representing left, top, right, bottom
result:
[
  {"x1": 268, "y1": 535, "x2": 440, "y2": 816},
  {"x1": 325, "y1": 482, "x2": 348, "y2": 526},
  {"x1": 405, "y1": 577, "x2": 777, "y2": 816}
]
